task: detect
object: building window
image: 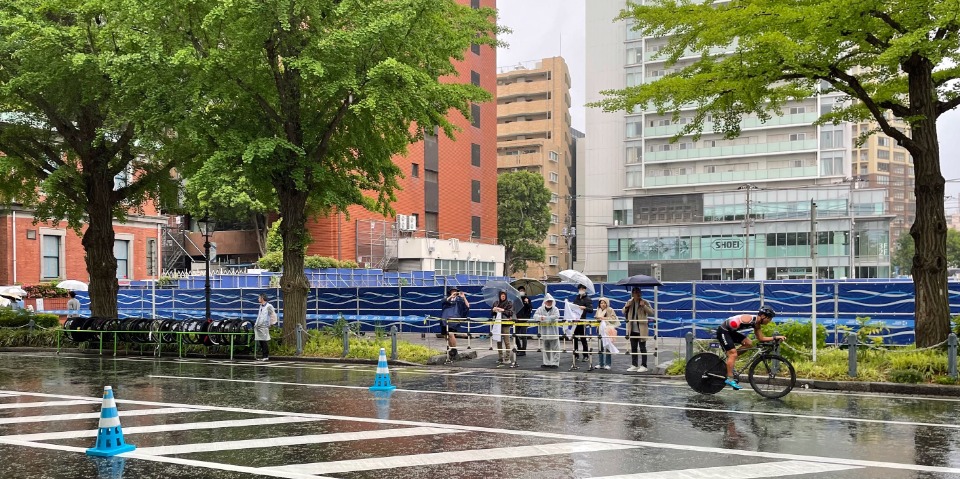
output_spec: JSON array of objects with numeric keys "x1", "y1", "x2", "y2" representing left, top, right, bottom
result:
[
  {"x1": 894, "y1": 152, "x2": 906, "y2": 162},
  {"x1": 549, "y1": 235, "x2": 559, "y2": 245},
  {"x1": 412, "y1": 163, "x2": 420, "y2": 178},
  {"x1": 549, "y1": 151, "x2": 560, "y2": 162},
  {"x1": 551, "y1": 214, "x2": 559, "y2": 224},
  {"x1": 470, "y1": 104, "x2": 480, "y2": 128},
  {"x1": 471, "y1": 70, "x2": 480, "y2": 86},
  {"x1": 425, "y1": 212, "x2": 439, "y2": 236},
  {"x1": 875, "y1": 175, "x2": 890, "y2": 185},
  {"x1": 471, "y1": 42, "x2": 480, "y2": 55},
  {"x1": 115, "y1": 239, "x2": 130, "y2": 279},
  {"x1": 877, "y1": 150, "x2": 890, "y2": 159},
  {"x1": 789, "y1": 133, "x2": 806, "y2": 141},
  {"x1": 471, "y1": 180, "x2": 481, "y2": 203},
  {"x1": 551, "y1": 193, "x2": 559, "y2": 203},
  {"x1": 548, "y1": 255, "x2": 559, "y2": 266},
  {"x1": 146, "y1": 238, "x2": 158, "y2": 276},
  {"x1": 471, "y1": 144, "x2": 481, "y2": 167},
  {"x1": 789, "y1": 106, "x2": 806, "y2": 114},
  {"x1": 877, "y1": 162, "x2": 890, "y2": 172},
  {"x1": 549, "y1": 172, "x2": 559, "y2": 182},
  {"x1": 471, "y1": 216, "x2": 481, "y2": 238},
  {"x1": 877, "y1": 136, "x2": 891, "y2": 147},
  {"x1": 471, "y1": 0, "x2": 479, "y2": 8},
  {"x1": 41, "y1": 235, "x2": 62, "y2": 279}
]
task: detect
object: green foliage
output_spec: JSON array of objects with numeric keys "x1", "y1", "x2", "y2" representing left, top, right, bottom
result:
[
  {"x1": 0, "y1": 310, "x2": 60, "y2": 328},
  {"x1": 889, "y1": 369, "x2": 925, "y2": 384},
  {"x1": 888, "y1": 350, "x2": 948, "y2": 378},
  {"x1": 934, "y1": 376, "x2": 959, "y2": 385},
  {"x1": 23, "y1": 283, "x2": 68, "y2": 299},
  {"x1": 598, "y1": 0, "x2": 960, "y2": 346},
  {"x1": 0, "y1": 329, "x2": 59, "y2": 348},
  {"x1": 953, "y1": 315, "x2": 960, "y2": 335},
  {"x1": 340, "y1": 260, "x2": 360, "y2": 269},
  {"x1": 761, "y1": 320, "x2": 826, "y2": 361},
  {"x1": 301, "y1": 330, "x2": 441, "y2": 364},
  {"x1": 258, "y1": 251, "x2": 284, "y2": 272},
  {"x1": 666, "y1": 358, "x2": 686, "y2": 375},
  {"x1": 266, "y1": 220, "x2": 285, "y2": 254},
  {"x1": 157, "y1": 276, "x2": 175, "y2": 288},
  {"x1": 497, "y1": 171, "x2": 553, "y2": 274},
  {"x1": 304, "y1": 256, "x2": 342, "y2": 270},
  {"x1": 892, "y1": 234, "x2": 916, "y2": 275}
]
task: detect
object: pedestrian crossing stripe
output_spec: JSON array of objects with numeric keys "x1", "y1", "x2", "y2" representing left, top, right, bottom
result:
[
  {"x1": 5, "y1": 416, "x2": 321, "y2": 442},
  {"x1": 0, "y1": 400, "x2": 98, "y2": 409},
  {"x1": 0, "y1": 407, "x2": 200, "y2": 425},
  {"x1": 586, "y1": 460, "x2": 863, "y2": 478}
]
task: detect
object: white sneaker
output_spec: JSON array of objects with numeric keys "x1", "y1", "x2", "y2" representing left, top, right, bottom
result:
[
  {"x1": 604, "y1": 365, "x2": 611, "y2": 370},
  {"x1": 627, "y1": 366, "x2": 638, "y2": 372},
  {"x1": 637, "y1": 366, "x2": 648, "y2": 373}
]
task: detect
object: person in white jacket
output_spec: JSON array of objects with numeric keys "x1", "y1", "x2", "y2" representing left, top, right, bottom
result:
[
  {"x1": 535, "y1": 294, "x2": 561, "y2": 368},
  {"x1": 595, "y1": 297, "x2": 620, "y2": 370}
]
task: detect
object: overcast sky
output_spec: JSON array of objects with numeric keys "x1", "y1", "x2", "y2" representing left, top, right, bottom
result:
[{"x1": 496, "y1": 0, "x2": 960, "y2": 201}]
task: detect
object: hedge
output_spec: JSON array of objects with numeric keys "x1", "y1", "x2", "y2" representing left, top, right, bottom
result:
[{"x1": 0, "y1": 310, "x2": 60, "y2": 328}]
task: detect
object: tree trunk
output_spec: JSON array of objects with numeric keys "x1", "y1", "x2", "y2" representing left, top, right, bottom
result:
[
  {"x1": 278, "y1": 188, "x2": 310, "y2": 346},
  {"x1": 907, "y1": 57, "x2": 950, "y2": 347},
  {"x1": 251, "y1": 212, "x2": 266, "y2": 257},
  {"x1": 82, "y1": 176, "x2": 119, "y2": 318}
]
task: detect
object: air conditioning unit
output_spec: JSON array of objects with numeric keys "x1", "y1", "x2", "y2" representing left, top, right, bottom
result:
[
  {"x1": 450, "y1": 238, "x2": 460, "y2": 252},
  {"x1": 407, "y1": 215, "x2": 417, "y2": 232},
  {"x1": 396, "y1": 214, "x2": 408, "y2": 231}
]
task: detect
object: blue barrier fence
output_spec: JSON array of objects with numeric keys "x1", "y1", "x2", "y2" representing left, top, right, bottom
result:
[{"x1": 52, "y1": 280, "x2": 960, "y2": 345}]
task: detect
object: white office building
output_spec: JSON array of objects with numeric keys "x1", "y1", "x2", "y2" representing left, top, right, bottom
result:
[{"x1": 581, "y1": 0, "x2": 893, "y2": 281}]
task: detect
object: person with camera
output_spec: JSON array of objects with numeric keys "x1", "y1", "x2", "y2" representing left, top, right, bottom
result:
[{"x1": 440, "y1": 287, "x2": 470, "y2": 359}]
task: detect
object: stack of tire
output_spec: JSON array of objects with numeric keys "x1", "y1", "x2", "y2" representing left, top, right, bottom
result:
[{"x1": 62, "y1": 317, "x2": 254, "y2": 347}]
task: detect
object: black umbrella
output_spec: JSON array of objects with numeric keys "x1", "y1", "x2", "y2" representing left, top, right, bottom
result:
[{"x1": 616, "y1": 274, "x2": 663, "y2": 288}]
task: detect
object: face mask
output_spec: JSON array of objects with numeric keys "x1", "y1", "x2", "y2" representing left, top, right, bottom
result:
[
  {"x1": 519, "y1": 292, "x2": 525, "y2": 297},
  {"x1": 579, "y1": 291, "x2": 586, "y2": 296}
]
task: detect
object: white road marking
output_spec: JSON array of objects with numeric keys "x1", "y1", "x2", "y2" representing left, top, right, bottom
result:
[
  {"x1": 4, "y1": 388, "x2": 960, "y2": 475},
  {"x1": 587, "y1": 460, "x2": 863, "y2": 478},
  {"x1": 269, "y1": 441, "x2": 636, "y2": 475},
  {"x1": 4, "y1": 416, "x2": 321, "y2": 442},
  {"x1": 0, "y1": 407, "x2": 199, "y2": 425},
  {"x1": 136, "y1": 426, "x2": 458, "y2": 456},
  {"x1": 0, "y1": 400, "x2": 98, "y2": 410},
  {"x1": 147, "y1": 375, "x2": 960, "y2": 431}
]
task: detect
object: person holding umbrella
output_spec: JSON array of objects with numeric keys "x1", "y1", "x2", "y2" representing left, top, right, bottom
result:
[
  {"x1": 535, "y1": 294, "x2": 561, "y2": 368},
  {"x1": 491, "y1": 290, "x2": 515, "y2": 367},
  {"x1": 622, "y1": 286, "x2": 654, "y2": 372},
  {"x1": 571, "y1": 284, "x2": 594, "y2": 362}
]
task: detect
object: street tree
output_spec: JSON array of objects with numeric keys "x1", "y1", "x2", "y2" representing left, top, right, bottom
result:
[
  {"x1": 595, "y1": 0, "x2": 960, "y2": 346},
  {"x1": 147, "y1": 0, "x2": 500, "y2": 344},
  {"x1": 0, "y1": 1, "x2": 188, "y2": 316},
  {"x1": 497, "y1": 171, "x2": 552, "y2": 275}
]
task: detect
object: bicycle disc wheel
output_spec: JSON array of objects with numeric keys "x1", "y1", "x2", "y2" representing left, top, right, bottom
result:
[
  {"x1": 685, "y1": 353, "x2": 727, "y2": 394},
  {"x1": 748, "y1": 354, "x2": 796, "y2": 399}
]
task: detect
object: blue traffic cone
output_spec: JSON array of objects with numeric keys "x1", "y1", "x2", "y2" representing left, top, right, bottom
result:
[
  {"x1": 369, "y1": 348, "x2": 397, "y2": 392},
  {"x1": 86, "y1": 386, "x2": 136, "y2": 457}
]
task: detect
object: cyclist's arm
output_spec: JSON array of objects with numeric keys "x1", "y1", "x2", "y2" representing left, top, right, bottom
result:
[{"x1": 754, "y1": 322, "x2": 774, "y2": 342}]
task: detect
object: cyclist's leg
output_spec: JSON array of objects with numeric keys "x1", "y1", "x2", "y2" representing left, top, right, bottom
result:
[
  {"x1": 737, "y1": 335, "x2": 753, "y2": 355},
  {"x1": 717, "y1": 329, "x2": 738, "y2": 378}
]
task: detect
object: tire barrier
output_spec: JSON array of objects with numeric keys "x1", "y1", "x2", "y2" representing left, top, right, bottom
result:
[{"x1": 63, "y1": 317, "x2": 255, "y2": 347}]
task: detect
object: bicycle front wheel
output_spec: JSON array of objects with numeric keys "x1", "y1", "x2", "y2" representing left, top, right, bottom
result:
[{"x1": 748, "y1": 354, "x2": 796, "y2": 399}]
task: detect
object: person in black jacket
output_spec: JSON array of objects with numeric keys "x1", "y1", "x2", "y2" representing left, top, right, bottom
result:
[
  {"x1": 571, "y1": 284, "x2": 594, "y2": 362},
  {"x1": 514, "y1": 291, "x2": 533, "y2": 357}
]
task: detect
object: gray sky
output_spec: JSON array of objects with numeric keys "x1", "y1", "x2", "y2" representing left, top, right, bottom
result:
[{"x1": 496, "y1": 0, "x2": 960, "y2": 200}]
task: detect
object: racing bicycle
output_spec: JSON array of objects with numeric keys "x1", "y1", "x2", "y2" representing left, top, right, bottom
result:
[{"x1": 684, "y1": 338, "x2": 796, "y2": 399}]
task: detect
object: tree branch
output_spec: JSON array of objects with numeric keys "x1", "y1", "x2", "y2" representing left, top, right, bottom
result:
[
  {"x1": 869, "y1": 10, "x2": 906, "y2": 33},
  {"x1": 825, "y1": 65, "x2": 915, "y2": 148},
  {"x1": 939, "y1": 96, "x2": 960, "y2": 117},
  {"x1": 311, "y1": 95, "x2": 352, "y2": 162},
  {"x1": 111, "y1": 158, "x2": 176, "y2": 203}
]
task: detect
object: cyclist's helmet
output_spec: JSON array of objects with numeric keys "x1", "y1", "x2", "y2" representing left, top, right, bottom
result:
[{"x1": 758, "y1": 306, "x2": 777, "y2": 319}]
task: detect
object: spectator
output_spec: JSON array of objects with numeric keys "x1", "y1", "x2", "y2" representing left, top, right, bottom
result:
[
  {"x1": 66, "y1": 292, "x2": 81, "y2": 319},
  {"x1": 535, "y1": 294, "x2": 561, "y2": 368},
  {"x1": 440, "y1": 287, "x2": 470, "y2": 359},
  {"x1": 623, "y1": 287, "x2": 654, "y2": 372},
  {"x1": 571, "y1": 284, "x2": 594, "y2": 362},
  {"x1": 491, "y1": 290, "x2": 515, "y2": 367},
  {"x1": 595, "y1": 297, "x2": 620, "y2": 370},
  {"x1": 255, "y1": 293, "x2": 277, "y2": 362},
  {"x1": 514, "y1": 295, "x2": 533, "y2": 357}
]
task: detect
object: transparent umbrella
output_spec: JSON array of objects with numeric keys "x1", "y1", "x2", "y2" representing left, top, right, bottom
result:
[
  {"x1": 481, "y1": 280, "x2": 522, "y2": 307},
  {"x1": 558, "y1": 270, "x2": 595, "y2": 295}
]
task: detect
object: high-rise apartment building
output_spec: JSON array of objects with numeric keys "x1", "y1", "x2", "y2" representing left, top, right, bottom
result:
[
  {"x1": 582, "y1": 0, "x2": 893, "y2": 281},
  {"x1": 304, "y1": 0, "x2": 504, "y2": 276},
  {"x1": 853, "y1": 121, "x2": 916, "y2": 244},
  {"x1": 496, "y1": 57, "x2": 575, "y2": 278}
]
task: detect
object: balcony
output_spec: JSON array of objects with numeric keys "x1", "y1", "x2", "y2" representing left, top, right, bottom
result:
[
  {"x1": 642, "y1": 166, "x2": 819, "y2": 187},
  {"x1": 497, "y1": 152, "x2": 545, "y2": 169},
  {"x1": 643, "y1": 112, "x2": 819, "y2": 139},
  {"x1": 497, "y1": 119, "x2": 551, "y2": 138},
  {"x1": 498, "y1": 81, "x2": 551, "y2": 99},
  {"x1": 646, "y1": 139, "x2": 818, "y2": 162},
  {"x1": 497, "y1": 100, "x2": 551, "y2": 118}
]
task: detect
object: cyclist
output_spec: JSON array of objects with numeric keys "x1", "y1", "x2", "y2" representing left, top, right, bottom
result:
[{"x1": 716, "y1": 306, "x2": 783, "y2": 390}]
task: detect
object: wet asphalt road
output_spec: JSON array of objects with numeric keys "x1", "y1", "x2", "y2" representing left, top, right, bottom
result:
[{"x1": 1, "y1": 352, "x2": 959, "y2": 478}]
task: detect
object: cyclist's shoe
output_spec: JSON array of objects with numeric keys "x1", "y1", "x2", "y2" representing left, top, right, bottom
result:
[{"x1": 724, "y1": 378, "x2": 743, "y2": 390}]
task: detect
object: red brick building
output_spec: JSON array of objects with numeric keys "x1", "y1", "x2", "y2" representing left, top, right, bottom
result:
[
  {"x1": 306, "y1": 0, "x2": 503, "y2": 275},
  {"x1": 0, "y1": 204, "x2": 165, "y2": 285}
]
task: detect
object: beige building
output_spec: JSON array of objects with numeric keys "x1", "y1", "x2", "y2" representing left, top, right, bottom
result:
[
  {"x1": 852, "y1": 120, "x2": 916, "y2": 245},
  {"x1": 496, "y1": 57, "x2": 574, "y2": 278}
]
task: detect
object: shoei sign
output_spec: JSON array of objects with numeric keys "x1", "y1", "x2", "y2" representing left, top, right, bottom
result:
[{"x1": 710, "y1": 238, "x2": 744, "y2": 251}]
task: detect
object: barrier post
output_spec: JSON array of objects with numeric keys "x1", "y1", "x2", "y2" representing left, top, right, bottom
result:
[
  {"x1": 296, "y1": 324, "x2": 305, "y2": 356},
  {"x1": 948, "y1": 333, "x2": 958, "y2": 379},
  {"x1": 390, "y1": 325, "x2": 399, "y2": 361},
  {"x1": 685, "y1": 331, "x2": 694, "y2": 361},
  {"x1": 847, "y1": 333, "x2": 858, "y2": 378},
  {"x1": 229, "y1": 334, "x2": 235, "y2": 361},
  {"x1": 342, "y1": 327, "x2": 350, "y2": 358},
  {"x1": 28, "y1": 319, "x2": 35, "y2": 333},
  {"x1": 114, "y1": 332, "x2": 118, "y2": 357}
]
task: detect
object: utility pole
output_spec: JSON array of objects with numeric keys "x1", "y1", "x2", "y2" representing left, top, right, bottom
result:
[
  {"x1": 810, "y1": 199, "x2": 818, "y2": 362},
  {"x1": 738, "y1": 184, "x2": 757, "y2": 280},
  {"x1": 844, "y1": 176, "x2": 866, "y2": 279}
]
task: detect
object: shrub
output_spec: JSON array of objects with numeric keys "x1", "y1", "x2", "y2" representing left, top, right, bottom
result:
[
  {"x1": 933, "y1": 376, "x2": 958, "y2": 385},
  {"x1": 23, "y1": 283, "x2": 68, "y2": 299},
  {"x1": 339, "y1": 260, "x2": 359, "y2": 269},
  {"x1": 0, "y1": 310, "x2": 60, "y2": 328},
  {"x1": 666, "y1": 358, "x2": 686, "y2": 375},
  {"x1": 889, "y1": 369, "x2": 925, "y2": 384},
  {"x1": 888, "y1": 350, "x2": 948, "y2": 378},
  {"x1": 0, "y1": 329, "x2": 59, "y2": 347},
  {"x1": 761, "y1": 320, "x2": 826, "y2": 361},
  {"x1": 257, "y1": 251, "x2": 284, "y2": 272},
  {"x1": 304, "y1": 255, "x2": 341, "y2": 269}
]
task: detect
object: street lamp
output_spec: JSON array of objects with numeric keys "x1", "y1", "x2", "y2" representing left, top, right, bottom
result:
[{"x1": 197, "y1": 213, "x2": 216, "y2": 321}]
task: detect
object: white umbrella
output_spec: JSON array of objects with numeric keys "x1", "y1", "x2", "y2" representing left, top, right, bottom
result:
[
  {"x1": 57, "y1": 280, "x2": 89, "y2": 291},
  {"x1": 0, "y1": 297, "x2": 10, "y2": 307},
  {"x1": 558, "y1": 270, "x2": 595, "y2": 295},
  {"x1": 0, "y1": 286, "x2": 28, "y2": 299}
]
